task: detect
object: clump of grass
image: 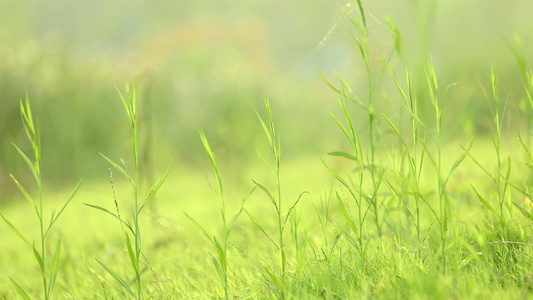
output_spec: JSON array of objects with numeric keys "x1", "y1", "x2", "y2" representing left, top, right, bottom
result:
[
  {"x1": 184, "y1": 130, "x2": 255, "y2": 300},
  {"x1": 504, "y1": 36, "x2": 533, "y2": 223},
  {"x1": 245, "y1": 98, "x2": 307, "y2": 294},
  {"x1": 384, "y1": 66, "x2": 427, "y2": 243},
  {"x1": 320, "y1": 0, "x2": 394, "y2": 262},
  {"x1": 320, "y1": 0, "x2": 391, "y2": 239},
  {"x1": 470, "y1": 66, "x2": 511, "y2": 227},
  {"x1": 85, "y1": 83, "x2": 171, "y2": 299},
  {"x1": 0, "y1": 96, "x2": 82, "y2": 299},
  {"x1": 421, "y1": 58, "x2": 473, "y2": 270},
  {"x1": 387, "y1": 58, "x2": 472, "y2": 270}
]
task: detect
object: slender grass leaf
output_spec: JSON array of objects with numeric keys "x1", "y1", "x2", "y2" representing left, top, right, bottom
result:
[
  {"x1": 336, "y1": 192, "x2": 358, "y2": 235},
  {"x1": 33, "y1": 244, "x2": 45, "y2": 276},
  {"x1": 329, "y1": 111, "x2": 352, "y2": 145},
  {"x1": 125, "y1": 233, "x2": 139, "y2": 274},
  {"x1": 466, "y1": 150, "x2": 495, "y2": 183},
  {"x1": 212, "y1": 256, "x2": 226, "y2": 288},
  {"x1": 135, "y1": 221, "x2": 141, "y2": 258},
  {"x1": 0, "y1": 212, "x2": 31, "y2": 247},
  {"x1": 48, "y1": 240, "x2": 61, "y2": 299},
  {"x1": 471, "y1": 185, "x2": 500, "y2": 220},
  {"x1": 513, "y1": 202, "x2": 533, "y2": 222},
  {"x1": 327, "y1": 151, "x2": 357, "y2": 161},
  {"x1": 256, "y1": 150, "x2": 276, "y2": 183},
  {"x1": 84, "y1": 203, "x2": 133, "y2": 233},
  {"x1": 9, "y1": 174, "x2": 36, "y2": 210},
  {"x1": 444, "y1": 138, "x2": 474, "y2": 187},
  {"x1": 244, "y1": 209, "x2": 279, "y2": 249},
  {"x1": 228, "y1": 187, "x2": 256, "y2": 230},
  {"x1": 11, "y1": 143, "x2": 38, "y2": 181},
  {"x1": 95, "y1": 258, "x2": 136, "y2": 297},
  {"x1": 100, "y1": 153, "x2": 133, "y2": 186},
  {"x1": 343, "y1": 230, "x2": 360, "y2": 252},
  {"x1": 184, "y1": 212, "x2": 213, "y2": 244},
  {"x1": 518, "y1": 133, "x2": 533, "y2": 161},
  {"x1": 354, "y1": 0, "x2": 366, "y2": 28},
  {"x1": 256, "y1": 112, "x2": 273, "y2": 148},
  {"x1": 252, "y1": 179, "x2": 278, "y2": 211},
  {"x1": 264, "y1": 266, "x2": 283, "y2": 290},
  {"x1": 46, "y1": 179, "x2": 83, "y2": 237},
  {"x1": 213, "y1": 237, "x2": 227, "y2": 273},
  {"x1": 283, "y1": 191, "x2": 309, "y2": 228},
  {"x1": 9, "y1": 277, "x2": 31, "y2": 300},
  {"x1": 322, "y1": 160, "x2": 349, "y2": 190},
  {"x1": 140, "y1": 162, "x2": 172, "y2": 212}
]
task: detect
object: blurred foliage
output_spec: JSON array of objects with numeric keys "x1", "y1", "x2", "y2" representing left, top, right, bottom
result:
[{"x1": 1, "y1": 0, "x2": 533, "y2": 200}]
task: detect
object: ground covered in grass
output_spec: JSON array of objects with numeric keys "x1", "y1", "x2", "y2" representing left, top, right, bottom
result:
[
  {"x1": 1, "y1": 139, "x2": 533, "y2": 299},
  {"x1": 2, "y1": 1, "x2": 533, "y2": 299}
]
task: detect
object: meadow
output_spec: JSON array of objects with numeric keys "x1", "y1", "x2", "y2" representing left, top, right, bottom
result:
[{"x1": 2, "y1": 1, "x2": 533, "y2": 299}]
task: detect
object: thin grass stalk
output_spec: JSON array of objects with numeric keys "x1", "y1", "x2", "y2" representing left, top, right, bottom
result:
[{"x1": 1, "y1": 96, "x2": 81, "y2": 300}]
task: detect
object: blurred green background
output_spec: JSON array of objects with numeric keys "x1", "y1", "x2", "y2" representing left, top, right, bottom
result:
[{"x1": 1, "y1": 0, "x2": 533, "y2": 200}]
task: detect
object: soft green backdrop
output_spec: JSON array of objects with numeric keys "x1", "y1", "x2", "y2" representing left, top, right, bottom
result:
[{"x1": 1, "y1": 0, "x2": 532, "y2": 199}]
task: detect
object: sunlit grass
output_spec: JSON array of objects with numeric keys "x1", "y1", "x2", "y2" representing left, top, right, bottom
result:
[{"x1": 1, "y1": 1, "x2": 533, "y2": 299}]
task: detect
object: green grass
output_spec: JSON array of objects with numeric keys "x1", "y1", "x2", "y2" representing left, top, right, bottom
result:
[
  {"x1": 0, "y1": 97, "x2": 82, "y2": 300},
  {"x1": 2, "y1": 1, "x2": 533, "y2": 299}
]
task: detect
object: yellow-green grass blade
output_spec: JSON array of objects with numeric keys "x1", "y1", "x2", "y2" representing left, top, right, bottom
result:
[
  {"x1": 48, "y1": 239, "x2": 61, "y2": 299},
  {"x1": 140, "y1": 162, "x2": 172, "y2": 212},
  {"x1": 0, "y1": 212, "x2": 31, "y2": 247},
  {"x1": 184, "y1": 212, "x2": 214, "y2": 245},
  {"x1": 125, "y1": 232, "x2": 140, "y2": 274},
  {"x1": 11, "y1": 143, "x2": 38, "y2": 181},
  {"x1": 336, "y1": 192, "x2": 358, "y2": 235},
  {"x1": 100, "y1": 153, "x2": 134, "y2": 186},
  {"x1": 9, "y1": 174, "x2": 36, "y2": 210},
  {"x1": 95, "y1": 258, "x2": 136, "y2": 297},
  {"x1": 252, "y1": 179, "x2": 277, "y2": 211},
  {"x1": 327, "y1": 151, "x2": 357, "y2": 161},
  {"x1": 244, "y1": 209, "x2": 278, "y2": 249},
  {"x1": 10, "y1": 277, "x2": 31, "y2": 300},
  {"x1": 46, "y1": 179, "x2": 83, "y2": 237},
  {"x1": 84, "y1": 203, "x2": 133, "y2": 233},
  {"x1": 32, "y1": 244, "x2": 45, "y2": 277}
]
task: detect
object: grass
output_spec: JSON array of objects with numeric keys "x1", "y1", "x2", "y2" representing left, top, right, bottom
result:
[
  {"x1": 0, "y1": 96, "x2": 82, "y2": 299},
  {"x1": 2, "y1": 1, "x2": 533, "y2": 299},
  {"x1": 84, "y1": 83, "x2": 171, "y2": 299}
]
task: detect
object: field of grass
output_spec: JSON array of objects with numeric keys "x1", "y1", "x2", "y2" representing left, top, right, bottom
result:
[{"x1": 2, "y1": 1, "x2": 533, "y2": 299}]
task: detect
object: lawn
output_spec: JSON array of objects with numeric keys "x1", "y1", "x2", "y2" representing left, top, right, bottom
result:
[{"x1": 1, "y1": 1, "x2": 533, "y2": 299}]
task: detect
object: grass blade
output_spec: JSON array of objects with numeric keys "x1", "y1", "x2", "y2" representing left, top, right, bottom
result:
[
  {"x1": 184, "y1": 212, "x2": 214, "y2": 244},
  {"x1": 0, "y1": 212, "x2": 31, "y2": 247},
  {"x1": 11, "y1": 143, "x2": 38, "y2": 181},
  {"x1": 48, "y1": 240, "x2": 61, "y2": 299},
  {"x1": 212, "y1": 255, "x2": 226, "y2": 288},
  {"x1": 213, "y1": 237, "x2": 227, "y2": 273},
  {"x1": 336, "y1": 192, "x2": 358, "y2": 235},
  {"x1": 125, "y1": 232, "x2": 140, "y2": 273},
  {"x1": 244, "y1": 209, "x2": 279, "y2": 249},
  {"x1": 84, "y1": 203, "x2": 133, "y2": 233},
  {"x1": 252, "y1": 179, "x2": 278, "y2": 211},
  {"x1": 9, "y1": 277, "x2": 31, "y2": 300},
  {"x1": 513, "y1": 202, "x2": 533, "y2": 222},
  {"x1": 95, "y1": 258, "x2": 136, "y2": 297},
  {"x1": 32, "y1": 244, "x2": 45, "y2": 276},
  {"x1": 140, "y1": 162, "x2": 172, "y2": 212},
  {"x1": 100, "y1": 153, "x2": 134, "y2": 186},
  {"x1": 46, "y1": 179, "x2": 83, "y2": 237},
  {"x1": 445, "y1": 138, "x2": 474, "y2": 187},
  {"x1": 327, "y1": 151, "x2": 357, "y2": 161},
  {"x1": 9, "y1": 174, "x2": 36, "y2": 210}
]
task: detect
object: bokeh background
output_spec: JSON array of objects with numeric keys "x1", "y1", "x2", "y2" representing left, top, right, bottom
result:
[{"x1": 1, "y1": 0, "x2": 533, "y2": 200}]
